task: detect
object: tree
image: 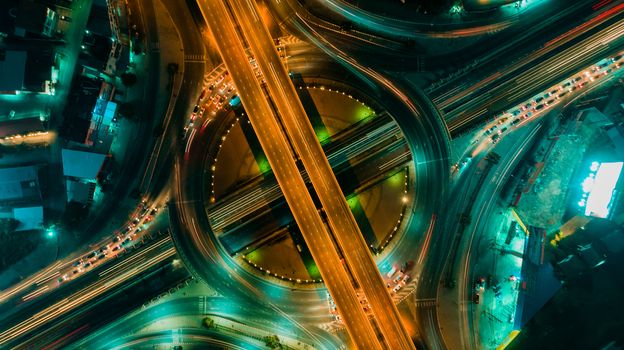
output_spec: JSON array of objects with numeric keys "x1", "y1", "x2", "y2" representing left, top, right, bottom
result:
[
  {"x1": 121, "y1": 72, "x2": 137, "y2": 87},
  {"x1": 263, "y1": 335, "x2": 282, "y2": 349},
  {"x1": 202, "y1": 317, "x2": 215, "y2": 329},
  {"x1": 61, "y1": 201, "x2": 90, "y2": 230},
  {"x1": 118, "y1": 102, "x2": 137, "y2": 120}
]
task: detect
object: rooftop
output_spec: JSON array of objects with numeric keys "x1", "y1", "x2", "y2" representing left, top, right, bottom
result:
[
  {"x1": 12, "y1": 205, "x2": 43, "y2": 231},
  {"x1": 61, "y1": 148, "x2": 107, "y2": 180},
  {"x1": 0, "y1": 165, "x2": 40, "y2": 203},
  {"x1": 0, "y1": 50, "x2": 27, "y2": 92}
]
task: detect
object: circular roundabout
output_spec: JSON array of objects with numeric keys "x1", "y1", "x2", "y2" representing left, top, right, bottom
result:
[{"x1": 169, "y1": 39, "x2": 450, "y2": 333}]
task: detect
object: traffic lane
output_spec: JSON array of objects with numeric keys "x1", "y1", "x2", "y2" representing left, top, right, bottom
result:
[
  {"x1": 435, "y1": 2, "x2": 624, "y2": 109},
  {"x1": 80, "y1": 296, "x2": 331, "y2": 349},
  {"x1": 0, "y1": 242, "x2": 181, "y2": 349},
  {"x1": 228, "y1": 1, "x2": 413, "y2": 346},
  {"x1": 457, "y1": 123, "x2": 542, "y2": 349},
  {"x1": 0, "y1": 233, "x2": 172, "y2": 337},
  {"x1": 11, "y1": 260, "x2": 188, "y2": 350},
  {"x1": 197, "y1": 1, "x2": 382, "y2": 347},
  {"x1": 446, "y1": 18, "x2": 624, "y2": 132}
]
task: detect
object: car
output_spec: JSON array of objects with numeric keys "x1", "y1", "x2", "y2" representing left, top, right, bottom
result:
[
  {"x1": 545, "y1": 99, "x2": 555, "y2": 106},
  {"x1": 392, "y1": 284, "x2": 402, "y2": 293},
  {"x1": 511, "y1": 118, "x2": 520, "y2": 125},
  {"x1": 535, "y1": 104, "x2": 545, "y2": 111},
  {"x1": 112, "y1": 245, "x2": 121, "y2": 252},
  {"x1": 511, "y1": 109, "x2": 521, "y2": 116},
  {"x1": 112, "y1": 235, "x2": 120, "y2": 243},
  {"x1": 475, "y1": 277, "x2": 486, "y2": 291},
  {"x1": 490, "y1": 134, "x2": 500, "y2": 143},
  {"x1": 83, "y1": 262, "x2": 92, "y2": 269},
  {"x1": 557, "y1": 91, "x2": 568, "y2": 98},
  {"x1": 561, "y1": 81, "x2": 572, "y2": 88},
  {"x1": 72, "y1": 259, "x2": 82, "y2": 267},
  {"x1": 574, "y1": 76, "x2": 583, "y2": 82},
  {"x1": 498, "y1": 127, "x2": 508, "y2": 134},
  {"x1": 199, "y1": 88, "x2": 207, "y2": 100},
  {"x1": 400, "y1": 274, "x2": 410, "y2": 284},
  {"x1": 98, "y1": 254, "x2": 106, "y2": 260},
  {"x1": 393, "y1": 272, "x2": 404, "y2": 284},
  {"x1": 86, "y1": 251, "x2": 97, "y2": 260},
  {"x1": 534, "y1": 96, "x2": 544, "y2": 104},
  {"x1": 472, "y1": 293, "x2": 480, "y2": 304},
  {"x1": 192, "y1": 105, "x2": 200, "y2": 113},
  {"x1": 72, "y1": 269, "x2": 80, "y2": 274},
  {"x1": 386, "y1": 266, "x2": 397, "y2": 278}
]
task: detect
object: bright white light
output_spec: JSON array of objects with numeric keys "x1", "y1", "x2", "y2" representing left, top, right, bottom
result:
[
  {"x1": 590, "y1": 162, "x2": 600, "y2": 172},
  {"x1": 582, "y1": 177, "x2": 594, "y2": 193},
  {"x1": 585, "y1": 162, "x2": 623, "y2": 218}
]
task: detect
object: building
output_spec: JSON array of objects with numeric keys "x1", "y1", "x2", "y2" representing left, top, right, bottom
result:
[
  {"x1": 61, "y1": 148, "x2": 107, "y2": 181},
  {"x1": 13, "y1": 0, "x2": 59, "y2": 38},
  {"x1": 66, "y1": 179, "x2": 95, "y2": 205},
  {"x1": 0, "y1": 49, "x2": 57, "y2": 94},
  {"x1": 0, "y1": 165, "x2": 41, "y2": 205},
  {"x1": 12, "y1": 205, "x2": 44, "y2": 231},
  {"x1": 0, "y1": 50, "x2": 27, "y2": 93}
]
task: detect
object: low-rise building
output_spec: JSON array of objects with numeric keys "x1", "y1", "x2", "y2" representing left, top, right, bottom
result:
[
  {"x1": 61, "y1": 148, "x2": 107, "y2": 182},
  {"x1": 0, "y1": 165, "x2": 41, "y2": 206}
]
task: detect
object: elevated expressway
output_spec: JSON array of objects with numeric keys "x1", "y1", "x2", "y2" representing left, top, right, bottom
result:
[
  {"x1": 442, "y1": 4, "x2": 624, "y2": 134},
  {"x1": 230, "y1": 0, "x2": 420, "y2": 345},
  {"x1": 192, "y1": 0, "x2": 384, "y2": 348},
  {"x1": 169, "y1": 16, "x2": 448, "y2": 350}
]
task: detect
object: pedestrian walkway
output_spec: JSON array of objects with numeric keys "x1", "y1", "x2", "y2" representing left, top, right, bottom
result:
[{"x1": 473, "y1": 209, "x2": 525, "y2": 349}]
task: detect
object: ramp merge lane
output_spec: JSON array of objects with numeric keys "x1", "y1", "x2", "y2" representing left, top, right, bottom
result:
[
  {"x1": 226, "y1": 0, "x2": 415, "y2": 349},
  {"x1": 196, "y1": 0, "x2": 384, "y2": 348}
]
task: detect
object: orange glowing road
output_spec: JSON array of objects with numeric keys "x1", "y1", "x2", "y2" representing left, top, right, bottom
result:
[
  {"x1": 196, "y1": 1, "x2": 383, "y2": 348},
  {"x1": 226, "y1": 0, "x2": 414, "y2": 348}
]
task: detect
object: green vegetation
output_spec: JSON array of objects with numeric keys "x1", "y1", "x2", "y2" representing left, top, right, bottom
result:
[
  {"x1": 263, "y1": 335, "x2": 282, "y2": 349},
  {"x1": 202, "y1": 317, "x2": 215, "y2": 329},
  {"x1": 60, "y1": 201, "x2": 90, "y2": 231},
  {"x1": 120, "y1": 72, "x2": 137, "y2": 87}
]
